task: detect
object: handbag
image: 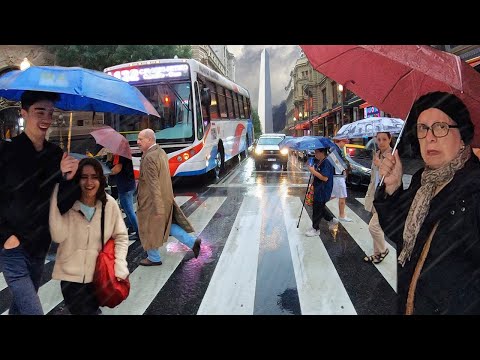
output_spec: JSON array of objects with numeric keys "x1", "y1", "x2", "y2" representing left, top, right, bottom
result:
[
  {"x1": 305, "y1": 184, "x2": 314, "y2": 206},
  {"x1": 93, "y1": 203, "x2": 130, "y2": 308}
]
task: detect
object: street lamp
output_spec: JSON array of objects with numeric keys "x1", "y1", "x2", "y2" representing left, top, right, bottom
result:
[
  {"x1": 338, "y1": 84, "x2": 345, "y2": 128},
  {"x1": 338, "y1": 80, "x2": 356, "y2": 127}
]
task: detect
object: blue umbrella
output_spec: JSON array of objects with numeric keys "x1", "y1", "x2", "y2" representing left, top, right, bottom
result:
[
  {"x1": 284, "y1": 136, "x2": 335, "y2": 152},
  {"x1": 0, "y1": 66, "x2": 160, "y2": 116}
]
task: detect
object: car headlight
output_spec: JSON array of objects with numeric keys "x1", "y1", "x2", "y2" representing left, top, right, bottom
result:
[
  {"x1": 255, "y1": 148, "x2": 263, "y2": 155},
  {"x1": 280, "y1": 148, "x2": 289, "y2": 155}
]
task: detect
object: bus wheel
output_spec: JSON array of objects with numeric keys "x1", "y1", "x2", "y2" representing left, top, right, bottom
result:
[{"x1": 214, "y1": 146, "x2": 225, "y2": 178}]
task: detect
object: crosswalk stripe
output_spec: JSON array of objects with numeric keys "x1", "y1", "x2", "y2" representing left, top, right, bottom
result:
[
  {"x1": 355, "y1": 197, "x2": 365, "y2": 206},
  {"x1": 102, "y1": 196, "x2": 226, "y2": 315},
  {"x1": 282, "y1": 196, "x2": 357, "y2": 314},
  {"x1": 175, "y1": 196, "x2": 191, "y2": 207},
  {"x1": 197, "y1": 196, "x2": 262, "y2": 315},
  {"x1": 325, "y1": 200, "x2": 397, "y2": 292}
]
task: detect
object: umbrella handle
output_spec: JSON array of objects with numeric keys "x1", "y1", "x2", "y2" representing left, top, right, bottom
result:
[
  {"x1": 378, "y1": 108, "x2": 411, "y2": 188},
  {"x1": 67, "y1": 112, "x2": 73, "y2": 154},
  {"x1": 297, "y1": 173, "x2": 313, "y2": 228}
]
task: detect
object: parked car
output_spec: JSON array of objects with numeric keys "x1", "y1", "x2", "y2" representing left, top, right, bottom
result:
[
  {"x1": 253, "y1": 133, "x2": 288, "y2": 170},
  {"x1": 342, "y1": 144, "x2": 372, "y2": 187}
]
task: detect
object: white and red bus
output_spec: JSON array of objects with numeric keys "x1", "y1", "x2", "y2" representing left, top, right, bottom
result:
[{"x1": 103, "y1": 58, "x2": 253, "y2": 179}]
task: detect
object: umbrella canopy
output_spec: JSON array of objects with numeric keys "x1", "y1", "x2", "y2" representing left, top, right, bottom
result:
[
  {"x1": 300, "y1": 45, "x2": 480, "y2": 146},
  {"x1": 336, "y1": 117, "x2": 404, "y2": 139},
  {"x1": 282, "y1": 136, "x2": 335, "y2": 152},
  {"x1": 90, "y1": 126, "x2": 132, "y2": 160},
  {"x1": 0, "y1": 66, "x2": 160, "y2": 117}
]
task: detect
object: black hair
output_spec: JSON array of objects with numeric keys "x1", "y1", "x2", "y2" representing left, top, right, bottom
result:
[
  {"x1": 20, "y1": 91, "x2": 60, "y2": 110},
  {"x1": 74, "y1": 158, "x2": 107, "y2": 205},
  {"x1": 315, "y1": 147, "x2": 329, "y2": 155}
]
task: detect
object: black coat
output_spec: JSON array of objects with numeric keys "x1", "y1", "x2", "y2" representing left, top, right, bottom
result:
[
  {"x1": 0, "y1": 134, "x2": 78, "y2": 258},
  {"x1": 374, "y1": 154, "x2": 480, "y2": 315}
]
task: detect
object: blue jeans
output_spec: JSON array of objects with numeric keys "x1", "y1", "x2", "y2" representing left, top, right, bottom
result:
[
  {"x1": 0, "y1": 245, "x2": 45, "y2": 315},
  {"x1": 119, "y1": 189, "x2": 138, "y2": 234},
  {"x1": 147, "y1": 224, "x2": 196, "y2": 262}
]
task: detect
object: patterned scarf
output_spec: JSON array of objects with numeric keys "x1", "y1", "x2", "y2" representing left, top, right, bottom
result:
[{"x1": 399, "y1": 146, "x2": 471, "y2": 266}]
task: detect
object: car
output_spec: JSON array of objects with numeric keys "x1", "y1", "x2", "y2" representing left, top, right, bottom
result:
[
  {"x1": 342, "y1": 144, "x2": 372, "y2": 187},
  {"x1": 253, "y1": 133, "x2": 288, "y2": 170}
]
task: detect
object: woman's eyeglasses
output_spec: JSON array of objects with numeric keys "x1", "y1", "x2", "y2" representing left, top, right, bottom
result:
[{"x1": 416, "y1": 122, "x2": 459, "y2": 139}]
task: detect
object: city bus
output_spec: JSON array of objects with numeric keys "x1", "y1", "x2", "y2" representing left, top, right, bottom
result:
[{"x1": 103, "y1": 58, "x2": 254, "y2": 179}]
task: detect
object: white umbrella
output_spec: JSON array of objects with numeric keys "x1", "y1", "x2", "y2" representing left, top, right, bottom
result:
[{"x1": 336, "y1": 117, "x2": 404, "y2": 139}]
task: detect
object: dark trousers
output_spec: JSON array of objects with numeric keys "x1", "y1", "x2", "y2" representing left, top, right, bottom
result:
[
  {"x1": 0, "y1": 245, "x2": 45, "y2": 315},
  {"x1": 312, "y1": 201, "x2": 333, "y2": 230},
  {"x1": 60, "y1": 281, "x2": 100, "y2": 315}
]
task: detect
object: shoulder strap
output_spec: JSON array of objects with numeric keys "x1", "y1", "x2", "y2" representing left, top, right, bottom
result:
[
  {"x1": 100, "y1": 202, "x2": 106, "y2": 250},
  {"x1": 405, "y1": 221, "x2": 440, "y2": 315}
]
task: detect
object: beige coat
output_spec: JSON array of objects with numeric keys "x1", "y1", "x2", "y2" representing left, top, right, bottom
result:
[
  {"x1": 49, "y1": 184, "x2": 129, "y2": 283},
  {"x1": 364, "y1": 147, "x2": 391, "y2": 213},
  {"x1": 137, "y1": 144, "x2": 194, "y2": 250}
]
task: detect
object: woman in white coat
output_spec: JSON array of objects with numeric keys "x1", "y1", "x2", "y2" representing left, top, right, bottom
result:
[{"x1": 49, "y1": 158, "x2": 129, "y2": 315}]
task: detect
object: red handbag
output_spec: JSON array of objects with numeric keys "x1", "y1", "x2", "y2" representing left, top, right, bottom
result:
[
  {"x1": 305, "y1": 184, "x2": 314, "y2": 206},
  {"x1": 93, "y1": 203, "x2": 130, "y2": 308}
]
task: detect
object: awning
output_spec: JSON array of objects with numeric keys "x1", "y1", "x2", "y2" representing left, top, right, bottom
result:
[
  {"x1": 359, "y1": 102, "x2": 370, "y2": 109},
  {"x1": 295, "y1": 121, "x2": 310, "y2": 130}
]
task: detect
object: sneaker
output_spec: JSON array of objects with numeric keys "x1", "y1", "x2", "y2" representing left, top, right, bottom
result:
[
  {"x1": 338, "y1": 217, "x2": 353, "y2": 222},
  {"x1": 305, "y1": 228, "x2": 320, "y2": 237},
  {"x1": 328, "y1": 218, "x2": 339, "y2": 230}
]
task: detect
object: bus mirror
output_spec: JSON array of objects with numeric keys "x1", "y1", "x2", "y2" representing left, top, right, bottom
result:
[{"x1": 201, "y1": 87, "x2": 211, "y2": 107}]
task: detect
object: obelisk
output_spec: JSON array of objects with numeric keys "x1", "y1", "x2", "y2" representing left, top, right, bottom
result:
[{"x1": 258, "y1": 48, "x2": 273, "y2": 133}]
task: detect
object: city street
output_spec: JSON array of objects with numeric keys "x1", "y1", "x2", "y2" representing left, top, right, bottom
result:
[{"x1": 0, "y1": 153, "x2": 422, "y2": 315}]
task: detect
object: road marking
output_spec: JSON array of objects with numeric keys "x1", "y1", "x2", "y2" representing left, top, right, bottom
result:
[
  {"x1": 103, "y1": 196, "x2": 227, "y2": 315},
  {"x1": 282, "y1": 197, "x2": 357, "y2": 314},
  {"x1": 197, "y1": 196, "x2": 262, "y2": 315}
]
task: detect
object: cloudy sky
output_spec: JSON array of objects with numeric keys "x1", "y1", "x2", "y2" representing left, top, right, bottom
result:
[{"x1": 227, "y1": 45, "x2": 301, "y2": 111}]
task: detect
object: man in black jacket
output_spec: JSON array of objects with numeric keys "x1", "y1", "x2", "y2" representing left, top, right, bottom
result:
[{"x1": 0, "y1": 91, "x2": 79, "y2": 315}]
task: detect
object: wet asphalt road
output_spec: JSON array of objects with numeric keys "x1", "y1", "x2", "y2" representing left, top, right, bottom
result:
[{"x1": 0, "y1": 152, "x2": 400, "y2": 315}]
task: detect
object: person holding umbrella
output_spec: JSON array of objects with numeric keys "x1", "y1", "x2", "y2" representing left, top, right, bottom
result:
[
  {"x1": 109, "y1": 153, "x2": 139, "y2": 238},
  {"x1": 305, "y1": 147, "x2": 338, "y2": 237},
  {"x1": 0, "y1": 91, "x2": 79, "y2": 315},
  {"x1": 375, "y1": 91, "x2": 480, "y2": 315}
]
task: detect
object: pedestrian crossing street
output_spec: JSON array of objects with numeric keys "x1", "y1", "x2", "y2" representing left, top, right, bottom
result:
[{"x1": 0, "y1": 188, "x2": 399, "y2": 315}]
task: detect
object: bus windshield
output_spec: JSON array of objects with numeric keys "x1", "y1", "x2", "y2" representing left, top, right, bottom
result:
[{"x1": 108, "y1": 81, "x2": 195, "y2": 145}]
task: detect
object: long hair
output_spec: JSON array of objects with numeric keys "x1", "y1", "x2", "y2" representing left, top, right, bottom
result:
[{"x1": 74, "y1": 158, "x2": 107, "y2": 205}]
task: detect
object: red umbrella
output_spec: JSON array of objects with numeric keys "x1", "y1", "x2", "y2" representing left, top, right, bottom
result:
[
  {"x1": 300, "y1": 45, "x2": 480, "y2": 146},
  {"x1": 90, "y1": 126, "x2": 132, "y2": 160}
]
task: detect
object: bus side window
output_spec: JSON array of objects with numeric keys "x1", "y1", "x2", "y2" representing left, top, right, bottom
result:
[{"x1": 195, "y1": 82, "x2": 205, "y2": 140}]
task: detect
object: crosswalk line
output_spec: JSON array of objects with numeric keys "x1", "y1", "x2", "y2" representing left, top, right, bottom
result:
[
  {"x1": 102, "y1": 196, "x2": 226, "y2": 315},
  {"x1": 197, "y1": 196, "x2": 262, "y2": 315},
  {"x1": 326, "y1": 201, "x2": 397, "y2": 292},
  {"x1": 175, "y1": 196, "x2": 191, "y2": 207},
  {"x1": 282, "y1": 197, "x2": 357, "y2": 315},
  {"x1": 355, "y1": 197, "x2": 365, "y2": 206}
]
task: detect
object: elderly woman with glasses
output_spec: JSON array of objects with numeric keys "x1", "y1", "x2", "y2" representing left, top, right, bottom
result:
[{"x1": 373, "y1": 91, "x2": 480, "y2": 315}]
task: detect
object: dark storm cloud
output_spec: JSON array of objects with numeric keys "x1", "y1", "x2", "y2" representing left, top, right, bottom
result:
[{"x1": 231, "y1": 45, "x2": 300, "y2": 111}]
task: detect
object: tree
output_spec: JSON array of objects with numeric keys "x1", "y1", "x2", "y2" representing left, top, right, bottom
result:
[
  {"x1": 44, "y1": 45, "x2": 192, "y2": 71},
  {"x1": 252, "y1": 108, "x2": 262, "y2": 139}
]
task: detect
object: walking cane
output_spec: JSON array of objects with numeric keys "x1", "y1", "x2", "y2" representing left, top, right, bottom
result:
[{"x1": 297, "y1": 172, "x2": 313, "y2": 228}]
